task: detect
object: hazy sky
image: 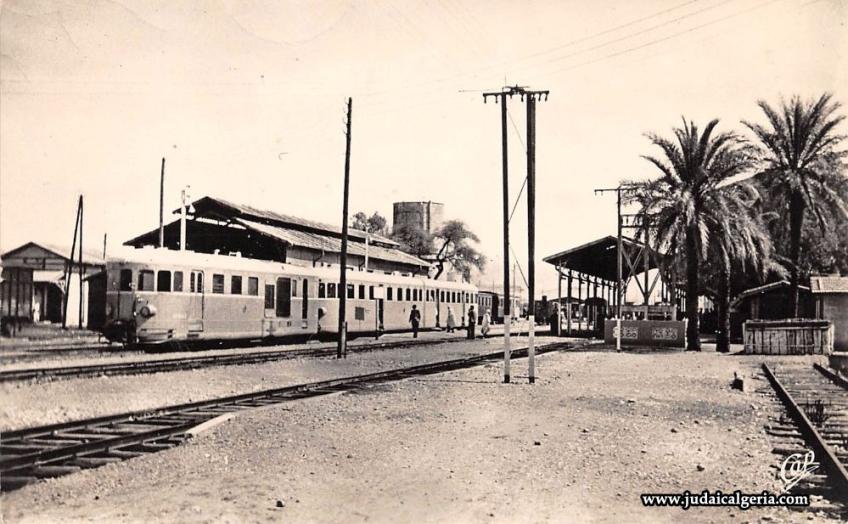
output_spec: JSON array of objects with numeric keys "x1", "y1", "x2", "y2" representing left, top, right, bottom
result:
[{"x1": 1, "y1": 0, "x2": 846, "y2": 297}]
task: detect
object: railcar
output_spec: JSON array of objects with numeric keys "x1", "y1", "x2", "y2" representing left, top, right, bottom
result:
[
  {"x1": 476, "y1": 291, "x2": 521, "y2": 323},
  {"x1": 101, "y1": 248, "x2": 479, "y2": 345}
]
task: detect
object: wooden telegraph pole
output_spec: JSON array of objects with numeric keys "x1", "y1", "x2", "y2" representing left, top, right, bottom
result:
[
  {"x1": 338, "y1": 97, "x2": 352, "y2": 359},
  {"x1": 483, "y1": 88, "x2": 512, "y2": 383},
  {"x1": 159, "y1": 157, "x2": 165, "y2": 248},
  {"x1": 62, "y1": 196, "x2": 83, "y2": 329}
]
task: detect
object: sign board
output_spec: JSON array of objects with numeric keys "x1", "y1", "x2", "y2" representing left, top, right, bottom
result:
[{"x1": 604, "y1": 320, "x2": 686, "y2": 348}]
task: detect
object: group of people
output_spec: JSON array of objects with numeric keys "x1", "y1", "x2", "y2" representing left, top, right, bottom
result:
[{"x1": 408, "y1": 305, "x2": 491, "y2": 339}]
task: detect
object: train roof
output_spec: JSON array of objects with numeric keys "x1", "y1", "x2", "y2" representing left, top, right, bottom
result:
[{"x1": 106, "y1": 247, "x2": 477, "y2": 290}]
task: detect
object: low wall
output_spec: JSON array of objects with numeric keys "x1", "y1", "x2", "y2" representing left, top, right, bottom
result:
[
  {"x1": 603, "y1": 320, "x2": 687, "y2": 348},
  {"x1": 743, "y1": 319, "x2": 833, "y2": 355}
]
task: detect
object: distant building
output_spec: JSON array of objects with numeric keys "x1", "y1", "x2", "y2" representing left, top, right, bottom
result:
[
  {"x1": 393, "y1": 201, "x2": 444, "y2": 235},
  {"x1": 125, "y1": 196, "x2": 431, "y2": 276},
  {"x1": 1, "y1": 242, "x2": 105, "y2": 330},
  {"x1": 811, "y1": 276, "x2": 848, "y2": 351}
]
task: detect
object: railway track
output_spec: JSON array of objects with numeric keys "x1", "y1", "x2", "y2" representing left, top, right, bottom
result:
[
  {"x1": 761, "y1": 362, "x2": 848, "y2": 512},
  {"x1": 0, "y1": 340, "x2": 571, "y2": 492},
  {"x1": 0, "y1": 336, "x2": 485, "y2": 383}
]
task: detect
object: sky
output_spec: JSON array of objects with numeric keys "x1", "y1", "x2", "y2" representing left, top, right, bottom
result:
[{"x1": 1, "y1": 0, "x2": 846, "y2": 299}]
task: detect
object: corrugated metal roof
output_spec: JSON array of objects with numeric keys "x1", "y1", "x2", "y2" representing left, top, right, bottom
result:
[
  {"x1": 189, "y1": 196, "x2": 399, "y2": 247},
  {"x1": 236, "y1": 219, "x2": 429, "y2": 268},
  {"x1": 810, "y1": 276, "x2": 848, "y2": 294},
  {"x1": 1, "y1": 241, "x2": 105, "y2": 268}
]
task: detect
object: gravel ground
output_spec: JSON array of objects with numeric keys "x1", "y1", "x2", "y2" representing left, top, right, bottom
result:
[
  {"x1": 2, "y1": 350, "x2": 843, "y2": 523},
  {"x1": 0, "y1": 335, "x2": 565, "y2": 431}
]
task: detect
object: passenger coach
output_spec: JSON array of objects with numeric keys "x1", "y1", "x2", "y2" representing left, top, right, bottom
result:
[{"x1": 102, "y1": 248, "x2": 478, "y2": 345}]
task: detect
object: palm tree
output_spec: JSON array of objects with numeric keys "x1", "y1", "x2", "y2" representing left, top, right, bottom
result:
[
  {"x1": 743, "y1": 93, "x2": 847, "y2": 317},
  {"x1": 702, "y1": 183, "x2": 778, "y2": 352},
  {"x1": 633, "y1": 118, "x2": 754, "y2": 351}
]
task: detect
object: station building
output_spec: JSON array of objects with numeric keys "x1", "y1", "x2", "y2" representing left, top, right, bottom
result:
[{"x1": 125, "y1": 196, "x2": 431, "y2": 276}]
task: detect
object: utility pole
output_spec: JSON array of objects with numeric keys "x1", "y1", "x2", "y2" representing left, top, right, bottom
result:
[
  {"x1": 78, "y1": 195, "x2": 84, "y2": 329},
  {"x1": 483, "y1": 87, "x2": 512, "y2": 383},
  {"x1": 524, "y1": 87, "x2": 548, "y2": 385},
  {"x1": 180, "y1": 186, "x2": 191, "y2": 251},
  {"x1": 338, "y1": 97, "x2": 352, "y2": 359},
  {"x1": 62, "y1": 196, "x2": 82, "y2": 329},
  {"x1": 594, "y1": 184, "x2": 639, "y2": 351},
  {"x1": 159, "y1": 157, "x2": 165, "y2": 248}
]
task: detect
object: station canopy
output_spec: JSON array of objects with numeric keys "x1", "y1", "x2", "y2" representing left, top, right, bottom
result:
[{"x1": 542, "y1": 235, "x2": 662, "y2": 282}]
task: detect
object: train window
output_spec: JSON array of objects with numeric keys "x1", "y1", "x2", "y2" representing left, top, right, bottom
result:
[
  {"x1": 276, "y1": 278, "x2": 291, "y2": 318},
  {"x1": 292, "y1": 280, "x2": 297, "y2": 297},
  {"x1": 196, "y1": 273, "x2": 204, "y2": 293},
  {"x1": 347, "y1": 284, "x2": 355, "y2": 299},
  {"x1": 156, "y1": 271, "x2": 171, "y2": 292},
  {"x1": 358, "y1": 284, "x2": 365, "y2": 299},
  {"x1": 264, "y1": 285, "x2": 275, "y2": 308},
  {"x1": 212, "y1": 274, "x2": 224, "y2": 294},
  {"x1": 439, "y1": 290, "x2": 444, "y2": 302},
  {"x1": 302, "y1": 280, "x2": 309, "y2": 318},
  {"x1": 387, "y1": 287, "x2": 393, "y2": 301},
  {"x1": 318, "y1": 282, "x2": 326, "y2": 298},
  {"x1": 328, "y1": 283, "x2": 336, "y2": 299},
  {"x1": 405, "y1": 288, "x2": 411, "y2": 301},
  {"x1": 190, "y1": 273, "x2": 195, "y2": 292},
  {"x1": 138, "y1": 270, "x2": 154, "y2": 291},
  {"x1": 119, "y1": 269, "x2": 132, "y2": 291},
  {"x1": 173, "y1": 272, "x2": 184, "y2": 292},
  {"x1": 231, "y1": 276, "x2": 242, "y2": 295},
  {"x1": 369, "y1": 286, "x2": 374, "y2": 300},
  {"x1": 248, "y1": 277, "x2": 259, "y2": 296}
]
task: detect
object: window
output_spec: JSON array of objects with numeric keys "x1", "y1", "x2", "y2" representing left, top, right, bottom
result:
[
  {"x1": 387, "y1": 287, "x2": 393, "y2": 301},
  {"x1": 264, "y1": 284, "x2": 275, "y2": 309},
  {"x1": 231, "y1": 275, "x2": 242, "y2": 295},
  {"x1": 248, "y1": 277, "x2": 259, "y2": 296},
  {"x1": 406, "y1": 288, "x2": 411, "y2": 301},
  {"x1": 369, "y1": 286, "x2": 375, "y2": 300},
  {"x1": 358, "y1": 284, "x2": 365, "y2": 299},
  {"x1": 292, "y1": 280, "x2": 298, "y2": 297},
  {"x1": 173, "y1": 271, "x2": 184, "y2": 292},
  {"x1": 276, "y1": 278, "x2": 291, "y2": 317},
  {"x1": 347, "y1": 284, "x2": 355, "y2": 299},
  {"x1": 318, "y1": 282, "x2": 326, "y2": 298},
  {"x1": 138, "y1": 270, "x2": 154, "y2": 291},
  {"x1": 156, "y1": 270, "x2": 171, "y2": 292},
  {"x1": 190, "y1": 272, "x2": 196, "y2": 292},
  {"x1": 212, "y1": 274, "x2": 225, "y2": 294},
  {"x1": 440, "y1": 290, "x2": 445, "y2": 302},
  {"x1": 119, "y1": 269, "x2": 133, "y2": 291},
  {"x1": 302, "y1": 279, "x2": 309, "y2": 318},
  {"x1": 196, "y1": 273, "x2": 204, "y2": 293},
  {"x1": 328, "y1": 283, "x2": 337, "y2": 298}
]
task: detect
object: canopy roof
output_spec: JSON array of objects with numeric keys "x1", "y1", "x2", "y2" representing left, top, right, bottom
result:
[
  {"x1": 1, "y1": 241, "x2": 105, "y2": 271},
  {"x1": 542, "y1": 235, "x2": 661, "y2": 282}
]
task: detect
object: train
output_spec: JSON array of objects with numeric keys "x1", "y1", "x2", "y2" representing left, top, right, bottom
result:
[
  {"x1": 101, "y1": 248, "x2": 480, "y2": 345},
  {"x1": 475, "y1": 290, "x2": 522, "y2": 324}
]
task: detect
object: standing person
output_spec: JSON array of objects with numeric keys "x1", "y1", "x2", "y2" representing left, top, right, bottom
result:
[
  {"x1": 467, "y1": 305, "x2": 476, "y2": 339},
  {"x1": 409, "y1": 305, "x2": 421, "y2": 338},
  {"x1": 481, "y1": 308, "x2": 491, "y2": 337},
  {"x1": 446, "y1": 306, "x2": 456, "y2": 333}
]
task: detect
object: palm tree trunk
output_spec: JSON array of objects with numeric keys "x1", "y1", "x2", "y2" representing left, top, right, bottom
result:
[
  {"x1": 789, "y1": 190, "x2": 806, "y2": 318},
  {"x1": 685, "y1": 226, "x2": 701, "y2": 351},
  {"x1": 716, "y1": 252, "x2": 731, "y2": 353}
]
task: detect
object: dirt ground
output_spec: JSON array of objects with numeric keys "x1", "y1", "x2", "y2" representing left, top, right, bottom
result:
[
  {"x1": 2, "y1": 348, "x2": 844, "y2": 523},
  {"x1": 0, "y1": 335, "x2": 562, "y2": 431}
]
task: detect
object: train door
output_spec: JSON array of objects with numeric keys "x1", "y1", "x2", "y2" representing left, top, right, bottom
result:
[
  {"x1": 188, "y1": 270, "x2": 204, "y2": 334},
  {"x1": 276, "y1": 277, "x2": 291, "y2": 318}
]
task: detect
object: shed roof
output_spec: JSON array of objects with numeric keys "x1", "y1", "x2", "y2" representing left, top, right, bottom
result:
[
  {"x1": 810, "y1": 276, "x2": 848, "y2": 294},
  {"x1": 235, "y1": 219, "x2": 429, "y2": 269},
  {"x1": 729, "y1": 280, "x2": 812, "y2": 310},
  {"x1": 184, "y1": 196, "x2": 399, "y2": 247},
  {"x1": 542, "y1": 235, "x2": 660, "y2": 282},
  {"x1": 1, "y1": 241, "x2": 105, "y2": 270}
]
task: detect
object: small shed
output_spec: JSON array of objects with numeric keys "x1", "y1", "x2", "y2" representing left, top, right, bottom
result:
[
  {"x1": 729, "y1": 280, "x2": 814, "y2": 341},
  {"x1": 1, "y1": 242, "x2": 105, "y2": 333},
  {"x1": 811, "y1": 276, "x2": 848, "y2": 351}
]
